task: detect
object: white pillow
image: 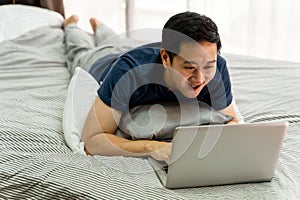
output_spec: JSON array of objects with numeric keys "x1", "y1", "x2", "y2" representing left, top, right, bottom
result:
[
  {"x1": 0, "y1": 5, "x2": 64, "y2": 43},
  {"x1": 63, "y1": 67, "x2": 99, "y2": 155}
]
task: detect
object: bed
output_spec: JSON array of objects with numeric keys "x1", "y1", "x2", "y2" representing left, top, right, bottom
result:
[{"x1": 1, "y1": 4, "x2": 300, "y2": 199}]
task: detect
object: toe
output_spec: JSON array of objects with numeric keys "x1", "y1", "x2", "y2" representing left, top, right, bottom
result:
[
  {"x1": 63, "y1": 15, "x2": 79, "y2": 27},
  {"x1": 89, "y1": 17, "x2": 101, "y2": 33}
]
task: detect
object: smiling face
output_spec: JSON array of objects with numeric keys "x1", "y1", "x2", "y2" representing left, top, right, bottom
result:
[{"x1": 161, "y1": 41, "x2": 218, "y2": 98}]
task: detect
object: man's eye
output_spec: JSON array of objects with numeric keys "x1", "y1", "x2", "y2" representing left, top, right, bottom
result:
[
  {"x1": 184, "y1": 66, "x2": 195, "y2": 70},
  {"x1": 203, "y1": 65, "x2": 214, "y2": 70}
]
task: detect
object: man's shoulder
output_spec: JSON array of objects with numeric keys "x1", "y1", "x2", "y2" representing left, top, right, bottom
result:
[
  {"x1": 106, "y1": 42, "x2": 162, "y2": 77},
  {"x1": 134, "y1": 42, "x2": 161, "y2": 49},
  {"x1": 217, "y1": 54, "x2": 227, "y2": 66},
  {"x1": 123, "y1": 42, "x2": 161, "y2": 59},
  {"x1": 114, "y1": 42, "x2": 161, "y2": 71},
  {"x1": 216, "y1": 54, "x2": 229, "y2": 73}
]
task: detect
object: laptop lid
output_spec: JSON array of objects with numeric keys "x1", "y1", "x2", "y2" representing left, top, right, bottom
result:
[{"x1": 159, "y1": 121, "x2": 288, "y2": 189}]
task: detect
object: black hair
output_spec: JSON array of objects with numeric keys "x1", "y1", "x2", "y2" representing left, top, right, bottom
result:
[{"x1": 162, "y1": 11, "x2": 221, "y2": 63}]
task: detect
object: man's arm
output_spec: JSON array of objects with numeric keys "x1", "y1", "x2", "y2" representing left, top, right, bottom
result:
[
  {"x1": 218, "y1": 103, "x2": 239, "y2": 124},
  {"x1": 82, "y1": 97, "x2": 171, "y2": 163}
]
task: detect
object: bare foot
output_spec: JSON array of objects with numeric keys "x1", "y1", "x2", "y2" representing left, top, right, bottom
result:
[
  {"x1": 63, "y1": 15, "x2": 79, "y2": 28},
  {"x1": 89, "y1": 17, "x2": 101, "y2": 33}
]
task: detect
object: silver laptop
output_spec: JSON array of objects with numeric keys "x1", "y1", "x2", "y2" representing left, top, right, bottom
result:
[{"x1": 148, "y1": 121, "x2": 288, "y2": 189}]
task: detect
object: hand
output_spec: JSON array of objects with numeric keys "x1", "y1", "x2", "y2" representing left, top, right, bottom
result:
[
  {"x1": 145, "y1": 141, "x2": 172, "y2": 165},
  {"x1": 227, "y1": 120, "x2": 238, "y2": 124}
]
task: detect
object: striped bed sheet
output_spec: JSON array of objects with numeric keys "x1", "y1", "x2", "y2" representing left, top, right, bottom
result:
[{"x1": 0, "y1": 26, "x2": 300, "y2": 199}]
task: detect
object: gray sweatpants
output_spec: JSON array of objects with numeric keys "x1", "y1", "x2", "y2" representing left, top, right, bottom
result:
[{"x1": 64, "y1": 23, "x2": 146, "y2": 75}]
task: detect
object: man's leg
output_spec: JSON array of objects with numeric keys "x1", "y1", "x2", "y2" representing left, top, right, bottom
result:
[
  {"x1": 64, "y1": 15, "x2": 100, "y2": 74},
  {"x1": 65, "y1": 16, "x2": 127, "y2": 75},
  {"x1": 65, "y1": 16, "x2": 148, "y2": 77}
]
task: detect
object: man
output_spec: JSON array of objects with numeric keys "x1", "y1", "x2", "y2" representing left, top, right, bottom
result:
[{"x1": 64, "y1": 11, "x2": 238, "y2": 164}]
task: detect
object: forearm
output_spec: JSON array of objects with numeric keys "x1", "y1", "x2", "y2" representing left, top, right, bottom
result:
[{"x1": 85, "y1": 133, "x2": 157, "y2": 157}]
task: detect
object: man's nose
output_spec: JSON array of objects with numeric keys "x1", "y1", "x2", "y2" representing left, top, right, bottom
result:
[{"x1": 192, "y1": 69, "x2": 205, "y2": 83}]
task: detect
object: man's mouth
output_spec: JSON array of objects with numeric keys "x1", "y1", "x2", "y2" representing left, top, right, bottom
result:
[
  {"x1": 186, "y1": 78, "x2": 208, "y2": 92},
  {"x1": 189, "y1": 83, "x2": 202, "y2": 90}
]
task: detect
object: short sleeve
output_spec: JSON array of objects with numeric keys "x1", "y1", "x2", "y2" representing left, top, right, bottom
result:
[{"x1": 97, "y1": 58, "x2": 135, "y2": 112}]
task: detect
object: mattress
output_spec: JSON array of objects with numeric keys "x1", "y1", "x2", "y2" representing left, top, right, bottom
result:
[{"x1": 0, "y1": 22, "x2": 300, "y2": 199}]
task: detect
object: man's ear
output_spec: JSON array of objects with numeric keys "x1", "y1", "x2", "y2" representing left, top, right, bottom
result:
[{"x1": 160, "y1": 49, "x2": 171, "y2": 68}]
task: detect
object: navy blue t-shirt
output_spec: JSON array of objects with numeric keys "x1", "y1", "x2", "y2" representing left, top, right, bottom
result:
[{"x1": 89, "y1": 43, "x2": 232, "y2": 112}]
